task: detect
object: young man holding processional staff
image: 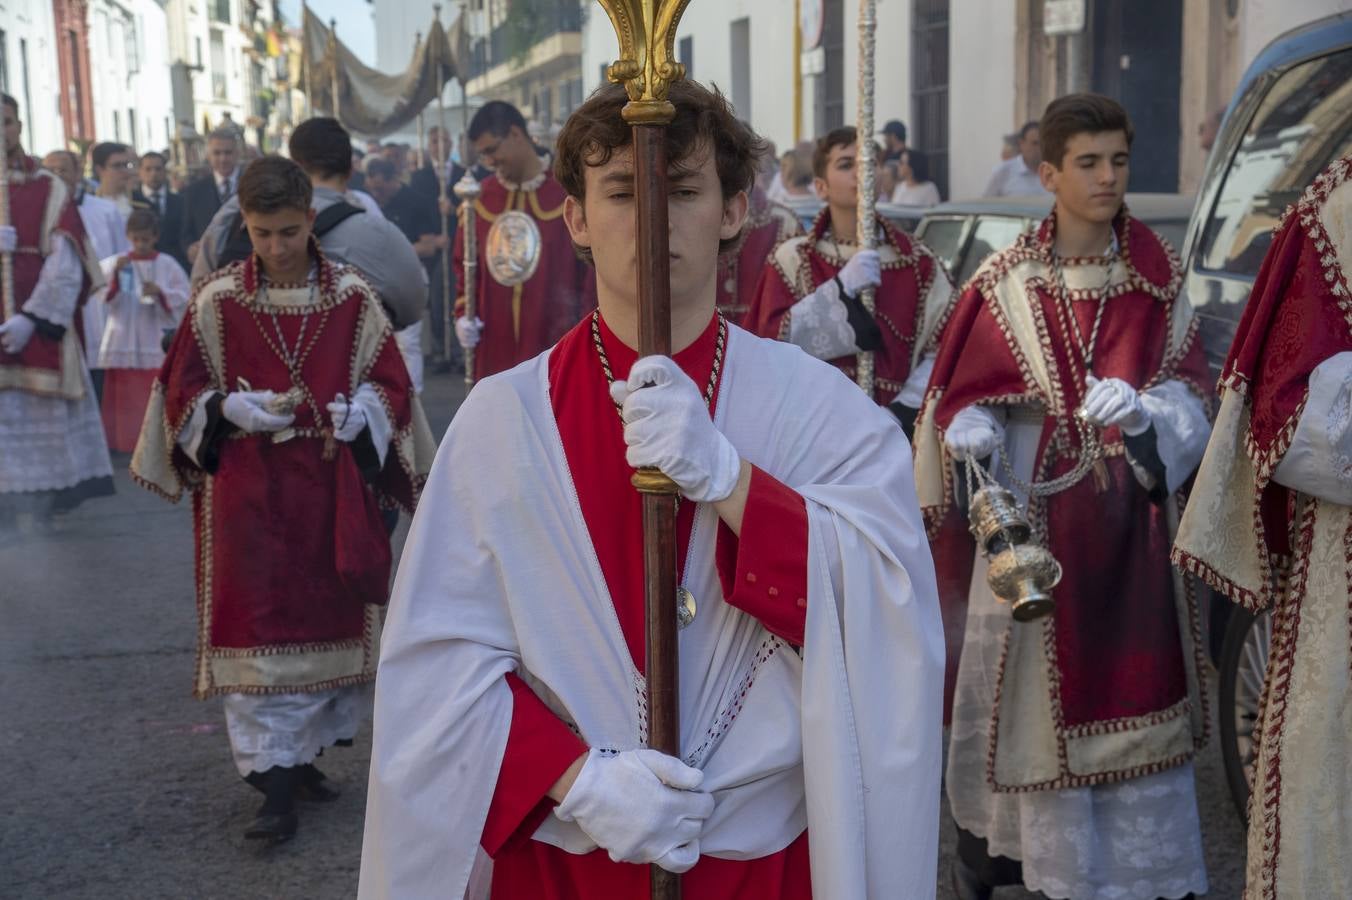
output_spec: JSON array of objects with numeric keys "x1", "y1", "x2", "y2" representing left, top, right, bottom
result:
[
  {"x1": 359, "y1": 77, "x2": 944, "y2": 899},
  {"x1": 913, "y1": 94, "x2": 1212, "y2": 900}
]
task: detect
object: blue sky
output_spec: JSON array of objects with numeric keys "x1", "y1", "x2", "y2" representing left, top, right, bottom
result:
[{"x1": 277, "y1": 0, "x2": 377, "y2": 65}]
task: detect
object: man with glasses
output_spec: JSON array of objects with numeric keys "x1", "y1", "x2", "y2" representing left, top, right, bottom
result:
[
  {"x1": 452, "y1": 100, "x2": 592, "y2": 381},
  {"x1": 91, "y1": 142, "x2": 136, "y2": 219}
]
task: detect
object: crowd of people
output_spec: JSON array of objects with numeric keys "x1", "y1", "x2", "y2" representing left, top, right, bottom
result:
[{"x1": 2, "y1": 69, "x2": 1349, "y2": 899}]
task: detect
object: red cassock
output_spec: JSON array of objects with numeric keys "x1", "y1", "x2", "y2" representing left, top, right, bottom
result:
[
  {"x1": 925, "y1": 213, "x2": 1212, "y2": 734},
  {"x1": 715, "y1": 188, "x2": 802, "y2": 322},
  {"x1": 454, "y1": 172, "x2": 595, "y2": 381},
  {"x1": 742, "y1": 209, "x2": 945, "y2": 406},
  {"x1": 133, "y1": 249, "x2": 425, "y2": 698},
  {"x1": 0, "y1": 156, "x2": 99, "y2": 398},
  {"x1": 481, "y1": 313, "x2": 813, "y2": 899}
]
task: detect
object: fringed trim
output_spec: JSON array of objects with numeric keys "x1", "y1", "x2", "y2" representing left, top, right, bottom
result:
[
  {"x1": 1251, "y1": 499, "x2": 1316, "y2": 899},
  {"x1": 1171, "y1": 548, "x2": 1264, "y2": 613},
  {"x1": 1061, "y1": 698, "x2": 1191, "y2": 740},
  {"x1": 194, "y1": 670, "x2": 376, "y2": 701},
  {"x1": 989, "y1": 748, "x2": 1197, "y2": 794}
]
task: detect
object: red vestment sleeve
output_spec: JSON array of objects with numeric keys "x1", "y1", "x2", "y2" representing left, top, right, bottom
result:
[
  {"x1": 716, "y1": 466, "x2": 810, "y2": 645},
  {"x1": 481, "y1": 672, "x2": 589, "y2": 858}
]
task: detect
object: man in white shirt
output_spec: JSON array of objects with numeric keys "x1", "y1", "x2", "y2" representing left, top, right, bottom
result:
[{"x1": 983, "y1": 121, "x2": 1048, "y2": 197}]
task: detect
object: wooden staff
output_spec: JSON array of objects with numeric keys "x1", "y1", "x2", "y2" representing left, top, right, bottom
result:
[
  {"x1": 0, "y1": 118, "x2": 13, "y2": 321},
  {"x1": 854, "y1": 0, "x2": 878, "y2": 397},
  {"x1": 595, "y1": 3, "x2": 691, "y2": 897},
  {"x1": 302, "y1": 1, "x2": 313, "y2": 116},
  {"x1": 434, "y1": 4, "x2": 454, "y2": 367}
]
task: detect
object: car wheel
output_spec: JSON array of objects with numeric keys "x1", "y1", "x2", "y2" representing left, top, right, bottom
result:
[{"x1": 1217, "y1": 606, "x2": 1271, "y2": 825}]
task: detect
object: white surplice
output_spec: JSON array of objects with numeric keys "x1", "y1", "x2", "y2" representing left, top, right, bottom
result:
[
  {"x1": 359, "y1": 326, "x2": 946, "y2": 899},
  {"x1": 92, "y1": 253, "x2": 190, "y2": 370}
]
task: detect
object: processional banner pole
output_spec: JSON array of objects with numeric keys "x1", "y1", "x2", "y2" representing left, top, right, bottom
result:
[
  {"x1": 594, "y1": 2, "x2": 692, "y2": 898},
  {"x1": 854, "y1": 0, "x2": 878, "y2": 398},
  {"x1": 329, "y1": 18, "x2": 341, "y2": 121},
  {"x1": 415, "y1": 31, "x2": 426, "y2": 171},
  {"x1": 433, "y1": 3, "x2": 457, "y2": 373},
  {"x1": 0, "y1": 123, "x2": 13, "y2": 320}
]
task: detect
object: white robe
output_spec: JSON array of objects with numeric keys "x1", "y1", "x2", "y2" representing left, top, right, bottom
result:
[
  {"x1": 946, "y1": 387, "x2": 1212, "y2": 900},
  {"x1": 358, "y1": 326, "x2": 946, "y2": 899},
  {"x1": 92, "y1": 254, "x2": 190, "y2": 370}
]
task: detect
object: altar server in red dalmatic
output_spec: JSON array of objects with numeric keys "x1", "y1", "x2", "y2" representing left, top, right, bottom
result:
[
  {"x1": 1174, "y1": 153, "x2": 1352, "y2": 899},
  {"x1": 0, "y1": 92, "x2": 112, "y2": 525},
  {"x1": 912, "y1": 95, "x2": 1213, "y2": 900},
  {"x1": 361, "y1": 80, "x2": 944, "y2": 900},
  {"x1": 453, "y1": 100, "x2": 593, "y2": 381},
  {"x1": 131, "y1": 157, "x2": 435, "y2": 843},
  {"x1": 742, "y1": 127, "x2": 954, "y2": 430}
]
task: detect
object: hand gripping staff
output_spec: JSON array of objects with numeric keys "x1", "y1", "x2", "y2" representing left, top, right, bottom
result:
[{"x1": 593, "y1": 2, "x2": 695, "y2": 897}]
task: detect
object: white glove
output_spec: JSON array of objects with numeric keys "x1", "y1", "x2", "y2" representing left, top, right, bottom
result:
[
  {"x1": 837, "y1": 248, "x2": 882, "y2": 296},
  {"x1": 0, "y1": 315, "x2": 36, "y2": 354},
  {"x1": 455, "y1": 315, "x2": 483, "y2": 350},
  {"x1": 944, "y1": 405, "x2": 1004, "y2": 461},
  {"x1": 1081, "y1": 376, "x2": 1150, "y2": 435},
  {"x1": 221, "y1": 390, "x2": 295, "y2": 434},
  {"x1": 609, "y1": 356, "x2": 741, "y2": 503},
  {"x1": 326, "y1": 392, "x2": 368, "y2": 442},
  {"x1": 0, "y1": 225, "x2": 16, "y2": 254},
  {"x1": 554, "y1": 748, "x2": 714, "y2": 873}
]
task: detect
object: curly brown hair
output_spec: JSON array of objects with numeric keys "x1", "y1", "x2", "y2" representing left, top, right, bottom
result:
[{"x1": 553, "y1": 79, "x2": 767, "y2": 257}]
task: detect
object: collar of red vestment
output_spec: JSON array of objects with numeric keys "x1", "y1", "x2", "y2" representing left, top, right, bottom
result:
[
  {"x1": 239, "y1": 235, "x2": 337, "y2": 298},
  {"x1": 6, "y1": 153, "x2": 40, "y2": 182},
  {"x1": 128, "y1": 250, "x2": 159, "y2": 261},
  {"x1": 807, "y1": 203, "x2": 911, "y2": 263},
  {"x1": 1031, "y1": 206, "x2": 1176, "y2": 293},
  {"x1": 593, "y1": 310, "x2": 724, "y2": 407}
]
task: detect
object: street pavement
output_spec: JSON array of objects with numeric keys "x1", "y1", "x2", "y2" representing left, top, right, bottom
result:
[{"x1": 1, "y1": 366, "x2": 1245, "y2": 899}]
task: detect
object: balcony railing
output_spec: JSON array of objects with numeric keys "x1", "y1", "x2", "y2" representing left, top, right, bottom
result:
[{"x1": 467, "y1": 2, "x2": 583, "y2": 80}]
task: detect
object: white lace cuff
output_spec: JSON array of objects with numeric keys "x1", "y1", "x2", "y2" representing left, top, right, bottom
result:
[
  {"x1": 1273, "y1": 351, "x2": 1352, "y2": 504},
  {"x1": 786, "y1": 279, "x2": 860, "y2": 361}
]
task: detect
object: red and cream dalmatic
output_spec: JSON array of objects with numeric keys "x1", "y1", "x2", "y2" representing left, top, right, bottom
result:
[
  {"x1": 742, "y1": 209, "x2": 953, "y2": 406},
  {"x1": 912, "y1": 211, "x2": 1213, "y2": 894},
  {"x1": 131, "y1": 249, "x2": 436, "y2": 699},
  {"x1": 1173, "y1": 155, "x2": 1352, "y2": 900},
  {"x1": 714, "y1": 187, "x2": 802, "y2": 322}
]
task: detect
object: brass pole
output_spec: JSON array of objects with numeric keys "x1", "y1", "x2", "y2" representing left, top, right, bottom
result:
[{"x1": 329, "y1": 18, "x2": 340, "y2": 121}]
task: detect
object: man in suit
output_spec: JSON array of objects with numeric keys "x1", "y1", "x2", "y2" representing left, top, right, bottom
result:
[
  {"x1": 409, "y1": 126, "x2": 466, "y2": 370},
  {"x1": 181, "y1": 127, "x2": 242, "y2": 265},
  {"x1": 132, "y1": 151, "x2": 188, "y2": 271}
]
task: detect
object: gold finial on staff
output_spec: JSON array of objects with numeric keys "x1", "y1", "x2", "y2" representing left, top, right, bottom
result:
[{"x1": 596, "y1": 0, "x2": 691, "y2": 125}]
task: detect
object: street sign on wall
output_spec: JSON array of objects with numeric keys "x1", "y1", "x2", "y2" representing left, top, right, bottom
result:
[
  {"x1": 1043, "y1": 0, "x2": 1086, "y2": 36},
  {"x1": 800, "y1": 0, "x2": 825, "y2": 50}
]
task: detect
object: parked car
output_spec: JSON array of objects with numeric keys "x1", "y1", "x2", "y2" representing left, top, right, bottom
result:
[
  {"x1": 913, "y1": 193, "x2": 1194, "y2": 288},
  {"x1": 785, "y1": 197, "x2": 929, "y2": 234},
  {"x1": 1177, "y1": 10, "x2": 1352, "y2": 827}
]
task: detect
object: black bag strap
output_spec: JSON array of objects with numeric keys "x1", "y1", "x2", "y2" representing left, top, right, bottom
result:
[
  {"x1": 215, "y1": 201, "x2": 365, "y2": 267},
  {"x1": 312, "y1": 201, "x2": 365, "y2": 236}
]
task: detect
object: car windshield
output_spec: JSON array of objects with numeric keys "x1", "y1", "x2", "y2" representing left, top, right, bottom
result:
[
  {"x1": 958, "y1": 216, "x2": 1030, "y2": 284},
  {"x1": 917, "y1": 216, "x2": 967, "y2": 275},
  {"x1": 1197, "y1": 48, "x2": 1352, "y2": 278}
]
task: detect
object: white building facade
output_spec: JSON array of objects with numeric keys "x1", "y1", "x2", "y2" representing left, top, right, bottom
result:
[
  {"x1": 88, "y1": 0, "x2": 176, "y2": 152},
  {"x1": 0, "y1": 1, "x2": 67, "y2": 155}
]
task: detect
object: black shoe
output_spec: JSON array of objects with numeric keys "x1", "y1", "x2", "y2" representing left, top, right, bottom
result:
[
  {"x1": 243, "y1": 766, "x2": 300, "y2": 842},
  {"x1": 296, "y1": 763, "x2": 341, "y2": 803},
  {"x1": 334, "y1": 738, "x2": 354, "y2": 748},
  {"x1": 951, "y1": 858, "x2": 994, "y2": 900}
]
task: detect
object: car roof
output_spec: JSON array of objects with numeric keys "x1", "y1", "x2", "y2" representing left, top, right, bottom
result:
[
  {"x1": 921, "y1": 193, "x2": 1194, "y2": 221},
  {"x1": 1231, "y1": 12, "x2": 1352, "y2": 115}
]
